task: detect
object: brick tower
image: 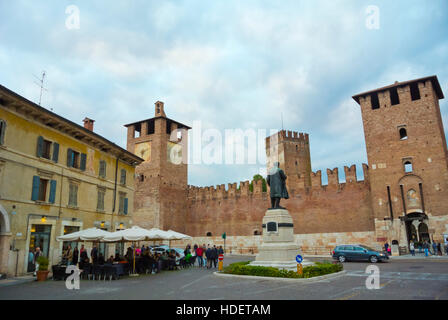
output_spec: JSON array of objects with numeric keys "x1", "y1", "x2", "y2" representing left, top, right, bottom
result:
[
  {"x1": 353, "y1": 75, "x2": 448, "y2": 251},
  {"x1": 265, "y1": 130, "x2": 312, "y2": 189},
  {"x1": 125, "y1": 101, "x2": 191, "y2": 232}
]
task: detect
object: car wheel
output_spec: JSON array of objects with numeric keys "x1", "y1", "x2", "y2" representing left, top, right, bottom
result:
[
  {"x1": 369, "y1": 255, "x2": 378, "y2": 263},
  {"x1": 338, "y1": 255, "x2": 346, "y2": 263}
]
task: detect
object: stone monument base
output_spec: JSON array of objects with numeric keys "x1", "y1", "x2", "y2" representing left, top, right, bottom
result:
[{"x1": 249, "y1": 208, "x2": 313, "y2": 271}]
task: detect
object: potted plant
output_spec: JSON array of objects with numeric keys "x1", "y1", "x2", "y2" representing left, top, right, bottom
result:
[{"x1": 36, "y1": 256, "x2": 50, "y2": 282}]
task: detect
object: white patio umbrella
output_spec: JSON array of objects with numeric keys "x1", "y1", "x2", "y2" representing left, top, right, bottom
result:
[
  {"x1": 166, "y1": 230, "x2": 192, "y2": 249},
  {"x1": 166, "y1": 230, "x2": 192, "y2": 240},
  {"x1": 56, "y1": 227, "x2": 112, "y2": 242}
]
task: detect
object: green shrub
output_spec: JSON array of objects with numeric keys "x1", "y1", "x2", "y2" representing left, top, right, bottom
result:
[
  {"x1": 222, "y1": 261, "x2": 343, "y2": 279},
  {"x1": 36, "y1": 256, "x2": 49, "y2": 271}
]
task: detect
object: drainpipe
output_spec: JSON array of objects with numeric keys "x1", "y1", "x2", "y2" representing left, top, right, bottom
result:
[{"x1": 112, "y1": 156, "x2": 119, "y2": 219}]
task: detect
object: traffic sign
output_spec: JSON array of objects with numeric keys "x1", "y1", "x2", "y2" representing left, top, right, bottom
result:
[
  {"x1": 218, "y1": 254, "x2": 224, "y2": 261},
  {"x1": 296, "y1": 254, "x2": 303, "y2": 263}
]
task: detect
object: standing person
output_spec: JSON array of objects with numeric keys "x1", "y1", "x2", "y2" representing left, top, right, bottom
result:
[
  {"x1": 205, "y1": 245, "x2": 212, "y2": 269},
  {"x1": 202, "y1": 244, "x2": 207, "y2": 268},
  {"x1": 409, "y1": 242, "x2": 415, "y2": 256},
  {"x1": 63, "y1": 245, "x2": 73, "y2": 265},
  {"x1": 195, "y1": 245, "x2": 203, "y2": 268},
  {"x1": 437, "y1": 242, "x2": 442, "y2": 256},
  {"x1": 218, "y1": 246, "x2": 224, "y2": 255},
  {"x1": 72, "y1": 246, "x2": 79, "y2": 266},
  {"x1": 91, "y1": 245, "x2": 98, "y2": 264},
  {"x1": 423, "y1": 241, "x2": 429, "y2": 257},
  {"x1": 384, "y1": 242, "x2": 389, "y2": 255},
  {"x1": 432, "y1": 241, "x2": 437, "y2": 256},
  {"x1": 28, "y1": 249, "x2": 35, "y2": 273},
  {"x1": 80, "y1": 244, "x2": 88, "y2": 262},
  {"x1": 33, "y1": 247, "x2": 42, "y2": 276},
  {"x1": 212, "y1": 245, "x2": 219, "y2": 268}
]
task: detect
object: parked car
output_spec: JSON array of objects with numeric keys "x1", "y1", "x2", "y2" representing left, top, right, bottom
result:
[
  {"x1": 332, "y1": 244, "x2": 389, "y2": 263},
  {"x1": 150, "y1": 246, "x2": 185, "y2": 262}
]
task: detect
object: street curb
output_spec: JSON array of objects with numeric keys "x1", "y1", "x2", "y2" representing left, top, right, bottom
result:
[
  {"x1": 213, "y1": 270, "x2": 346, "y2": 283},
  {"x1": 0, "y1": 277, "x2": 35, "y2": 288}
]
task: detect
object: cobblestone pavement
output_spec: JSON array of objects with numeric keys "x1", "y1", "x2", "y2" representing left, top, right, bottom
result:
[{"x1": 0, "y1": 255, "x2": 447, "y2": 300}]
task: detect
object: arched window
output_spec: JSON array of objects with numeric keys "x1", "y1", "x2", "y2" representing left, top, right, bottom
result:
[
  {"x1": 399, "y1": 127, "x2": 407, "y2": 140},
  {"x1": 253, "y1": 230, "x2": 260, "y2": 235},
  {"x1": 0, "y1": 119, "x2": 6, "y2": 145},
  {"x1": 404, "y1": 161, "x2": 413, "y2": 173},
  {"x1": 206, "y1": 232, "x2": 212, "y2": 237}
]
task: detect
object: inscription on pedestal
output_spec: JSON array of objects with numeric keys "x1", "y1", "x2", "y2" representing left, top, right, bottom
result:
[{"x1": 267, "y1": 222, "x2": 277, "y2": 232}]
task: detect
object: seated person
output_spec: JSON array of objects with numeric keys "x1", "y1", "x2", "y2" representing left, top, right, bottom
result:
[
  {"x1": 98, "y1": 253, "x2": 105, "y2": 265},
  {"x1": 114, "y1": 253, "x2": 121, "y2": 262},
  {"x1": 78, "y1": 257, "x2": 90, "y2": 271},
  {"x1": 168, "y1": 251, "x2": 177, "y2": 270},
  {"x1": 106, "y1": 255, "x2": 114, "y2": 264}
]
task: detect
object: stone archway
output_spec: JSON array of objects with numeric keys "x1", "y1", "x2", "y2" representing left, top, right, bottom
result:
[
  {"x1": 0, "y1": 204, "x2": 12, "y2": 276},
  {"x1": 402, "y1": 212, "x2": 428, "y2": 247},
  {"x1": 418, "y1": 222, "x2": 430, "y2": 243}
]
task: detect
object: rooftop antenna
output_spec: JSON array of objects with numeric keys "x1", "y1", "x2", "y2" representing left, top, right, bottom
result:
[{"x1": 33, "y1": 71, "x2": 48, "y2": 106}]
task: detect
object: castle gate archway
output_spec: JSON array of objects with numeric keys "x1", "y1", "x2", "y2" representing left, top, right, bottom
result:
[{"x1": 401, "y1": 212, "x2": 429, "y2": 246}]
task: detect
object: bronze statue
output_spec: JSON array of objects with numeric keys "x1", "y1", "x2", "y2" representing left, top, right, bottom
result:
[{"x1": 266, "y1": 162, "x2": 289, "y2": 209}]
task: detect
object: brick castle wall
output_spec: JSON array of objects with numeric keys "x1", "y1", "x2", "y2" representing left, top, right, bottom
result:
[{"x1": 185, "y1": 163, "x2": 375, "y2": 238}]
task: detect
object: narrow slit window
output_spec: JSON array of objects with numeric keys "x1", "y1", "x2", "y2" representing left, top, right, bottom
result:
[
  {"x1": 371, "y1": 93, "x2": 380, "y2": 110},
  {"x1": 410, "y1": 82, "x2": 421, "y2": 101},
  {"x1": 387, "y1": 186, "x2": 393, "y2": 219},
  {"x1": 390, "y1": 88, "x2": 400, "y2": 105}
]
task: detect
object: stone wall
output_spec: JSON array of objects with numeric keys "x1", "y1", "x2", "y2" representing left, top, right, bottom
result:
[{"x1": 185, "y1": 164, "x2": 375, "y2": 238}]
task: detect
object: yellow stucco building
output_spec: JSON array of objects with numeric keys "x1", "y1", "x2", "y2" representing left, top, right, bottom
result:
[{"x1": 0, "y1": 84, "x2": 143, "y2": 276}]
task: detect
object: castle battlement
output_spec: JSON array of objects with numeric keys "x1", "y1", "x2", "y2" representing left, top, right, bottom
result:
[
  {"x1": 307, "y1": 164, "x2": 369, "y2": 190},
  {"x1": 266, "y1": 130, "x2": 309, "y2": 148},
  {"x1": 187, "y1": 163, "x2": 369, "y2": 202}
]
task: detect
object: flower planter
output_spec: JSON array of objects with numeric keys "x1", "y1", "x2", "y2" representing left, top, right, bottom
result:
[{"x1": 36, "y1": 270, "x2": 49, "y2": 282}]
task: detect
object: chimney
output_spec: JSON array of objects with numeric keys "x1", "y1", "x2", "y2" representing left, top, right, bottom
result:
[{"x1": 83, "y1": 117, "x2": 95, "y2": 131}]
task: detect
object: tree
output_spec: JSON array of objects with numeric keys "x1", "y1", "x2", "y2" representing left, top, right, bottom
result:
[{"x1": 249, "y1": 174, "x2": 267, "y2": 192}]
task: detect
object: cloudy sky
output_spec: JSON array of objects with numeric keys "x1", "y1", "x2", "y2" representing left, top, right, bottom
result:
[{"x1": 1, "y1": 0, "x2": 447, "y2": 187}]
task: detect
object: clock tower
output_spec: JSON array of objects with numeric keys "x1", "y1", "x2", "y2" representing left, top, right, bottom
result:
[{"x1": 125, "y1": 101, "x2": 191, "y2": 231}]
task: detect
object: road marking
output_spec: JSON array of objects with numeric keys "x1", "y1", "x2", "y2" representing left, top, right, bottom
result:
[
  {"x1": 346, "y1": 271, "x2": 448, "y2": 281},
  {"x1": 380, "y1": 280, "x2": 393, "y2": 289},
  {"x1": 179, "y1": 274, "x2": 211, "y2": 290},
  {"x1": 336, "y1": 291, "x2": 361, "y2": 300}
]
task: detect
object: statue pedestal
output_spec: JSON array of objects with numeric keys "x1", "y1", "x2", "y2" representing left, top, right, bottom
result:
[{"x1": 250, "y1": 209, "x2": 313, "y2": 271}]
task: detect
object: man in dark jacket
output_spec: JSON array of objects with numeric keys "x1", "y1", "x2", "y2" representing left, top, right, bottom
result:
[
  {"x1": 205, "y1": 245, "x2": 212, "y2": 269},
  {"x1": 211, "y1": 245, "x2": 219, "y2": 268},
  {"x1": 266, "y1": 162, "x2": 289, "y2": 209},
  {"x1": 91, "y1": 245, "x2": 98, "y2": 264},
  {"x1": 72, "y1": 246, "x2": 79, "y2": 266}
]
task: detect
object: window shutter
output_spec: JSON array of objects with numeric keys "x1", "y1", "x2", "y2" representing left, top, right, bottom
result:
[
  {"x1": 100, "y1": 160, "x2": 106, "y2": 178},
  {"x1": 36, "y1": 136, "x2": 44, "y2": 157},
  {"x1": 49, "y1": 180, "x2": 57, "y2": 203},
  {"x1": 0, "y1": 120, "x2": 6, "y2": 145},
  {"x1": 80, "y1": 153, "x2": 87, "y2": 171},
  {"x1": 121, "y1": 169, "x2": 126, "y2": 185},
  {"x1": 52, "y1": 143, "x2": 59, "y2": 163},
  {"x1": 31, "y1": 176, "x2": 40, "y2": 201},
  {"x1": 67, "y1": 148, "x2": 73, "y2": 167},
  {"x1": 124, "y1": 198, "x2": 128, "y2": 215}
]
